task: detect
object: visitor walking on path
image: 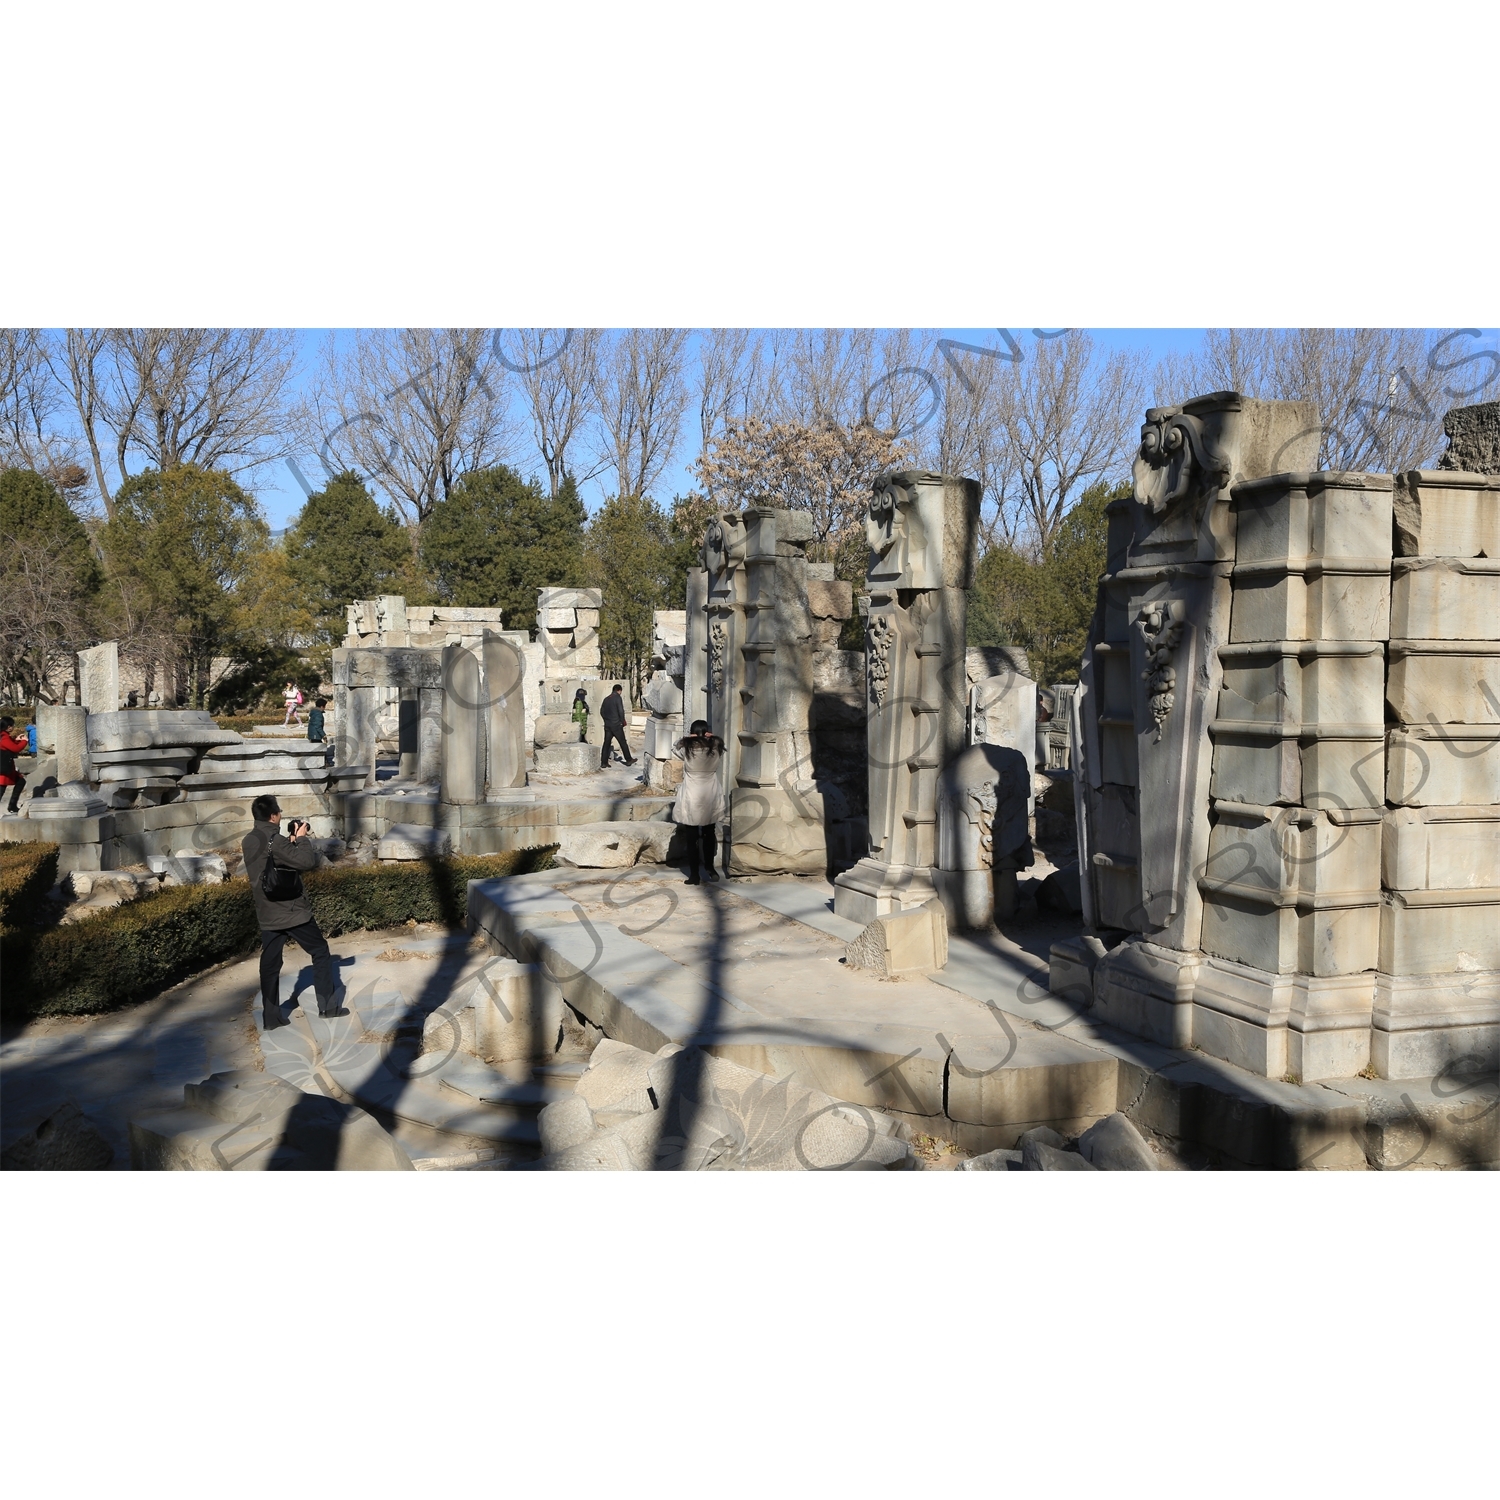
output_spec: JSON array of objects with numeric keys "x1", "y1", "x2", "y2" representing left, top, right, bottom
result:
[
  {"x1": 0, "y1": 716, "x2": 29, "y2": 815},
  {"x1": 242, "y1": 793, "x2": 345, "y2": 1030},
  {"x1": 672, "y1": 720, "x2": 726, "y2": 883},
  {"x1": 599, "y1": 684, "x2": 634, "y2": 769},
  {"x1": 571, "y1": 687, "x2": 590, "y2": 742},
  {"x1": 282, "y1": 681, "x2": 303, "y2": 725}
]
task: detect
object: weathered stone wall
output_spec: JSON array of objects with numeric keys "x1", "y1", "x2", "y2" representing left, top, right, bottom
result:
[{"x1": 1064, "y1": 393, "x2": 1500, "y2": 1084}]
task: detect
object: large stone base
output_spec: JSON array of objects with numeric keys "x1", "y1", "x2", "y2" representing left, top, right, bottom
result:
[
  {"x1": 728, "y1": 787, "x2": 827, "y2": 876},
  {"x1": 833, "y1": 858, "x2": 939, "y2": 925},
  {"x1": 534, "y1": 742, "x2": 600, "y2": 776},
  {"x1": 1192, "y1": 957, "x2": 1374, "y2": 1082},
  {"x1": 1372, "y1": 970, "x2": 1500, "y2": 1079},
  {"x1": 1091, "y1": 938, "x2": 1377, "y2": 1080},
  {"x1": 1091, "y1": 939, "x2": 1198, "y2": 1050}
]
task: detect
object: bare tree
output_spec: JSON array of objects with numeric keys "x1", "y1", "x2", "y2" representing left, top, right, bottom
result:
[
  {"x1": 299, "y1": 329, "x2": 522, "y2": 525},
  {"x1": 1, "y1": 329, "x2": 83, "y2": 484},
  {"x1": 987, "y1": 330, "x2": 1147, "y2": 557},
  {"x1": 51, "y1": 328, "x2": 117, "y2": 515},
  {"x1": 499, "y1": 328, "x2": 603, "y2": 496},
  {"x1": 696, "y1": 329, "x2": 780, "y2": 458},
  {"x1": 0, "y1": 528, "x2": 95, "y2": 703},
  {"x1": 589, "y1": 328, "x2": 691, "y2": 500},
  {"x1": 46, "y1": 328, "x2": 297, "y2": 517},
  {"x1": 1157, "y1": 328, "x2": 1500, "y2": 473}
]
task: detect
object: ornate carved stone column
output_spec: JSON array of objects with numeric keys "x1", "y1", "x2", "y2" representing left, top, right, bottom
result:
[{"x1": 833, "y1": 471, "x2": 980, "y2": 924}]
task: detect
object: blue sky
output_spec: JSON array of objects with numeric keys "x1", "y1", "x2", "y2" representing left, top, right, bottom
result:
[{"x1": 255, "y1": 327, "x2": 1220, "y2": 531}]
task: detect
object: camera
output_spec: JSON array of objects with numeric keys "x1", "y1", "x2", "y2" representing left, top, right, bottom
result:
[{"x1": 288, "y1": 818, "x2": 310, "y2": 838}]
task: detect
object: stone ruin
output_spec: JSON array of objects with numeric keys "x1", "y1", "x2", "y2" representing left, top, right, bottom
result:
[
  {"x1": 683, "y1": 505, "x2": 857, "y2": 875},
  {"x1": 344, "y1": 595, "x2": 543, "y2": 751},
  {"x1": 1053, "y1": 394, "x2": 1500, "y2": 1085}
]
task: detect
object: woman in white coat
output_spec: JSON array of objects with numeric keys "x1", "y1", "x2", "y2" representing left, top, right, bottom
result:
[{"x1": 672, "y1": 719, "x2": 727, "y2": 884}]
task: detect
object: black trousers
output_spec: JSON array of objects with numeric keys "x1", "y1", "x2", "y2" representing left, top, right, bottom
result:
[
  {"x1": 685, "y1": 824, "x2": 717, "y2": 877},
  {"x1": 4, "y1": 774, "x2": 23, "y2": 812},
  {"x1": 600, "y1": 726, "x2": 633, "y2": 766},
  {"x1": 259, "y1": 920, "x2": 335, "y2": 1015}
]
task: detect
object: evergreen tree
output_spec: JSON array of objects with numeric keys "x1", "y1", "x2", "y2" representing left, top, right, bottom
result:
[
  {"x1": 968, "y1": 479, "x2": 1123, "y2": 684},
  {"x1": 584, "y1": 493, "x2": 675, "y2": 703},
  {"x1": 0, "y1": 468, "x2": 104, "y2": 702},
  {"x1": 101, "y1": 464, "x2": 268, "y2": 707},
  {"x1": 284, "y1": 470, "x2": 413, "y2": 649},
  {"x1": 419, "y1": 467, "x2": 586, "y2": 635}
]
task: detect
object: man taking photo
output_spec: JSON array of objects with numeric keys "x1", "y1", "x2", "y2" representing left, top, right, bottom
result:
[{"x1": 242, "y1": 794, "x2": 345, "y2": 1030}]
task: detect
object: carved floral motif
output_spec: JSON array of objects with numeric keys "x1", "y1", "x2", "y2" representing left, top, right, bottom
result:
[
  {"x1": 709, "y1": 620, "x2": 728, "y2": 695},
  {"x1": 867, "y1": 614, "x2": 893, "y2": 706},
  {"x1": 1137, "y1": 601, "x2": 1186, "y2": 743},
  {"x1": 966, "y1": 782, "x2": 997, "y2": 869}
]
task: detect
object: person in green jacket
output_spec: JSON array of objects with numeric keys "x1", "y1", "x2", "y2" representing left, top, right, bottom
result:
[
  {"x1": 571, "y1": 688, "x2": 590, "y2": 742},
  {"x1": 306, "y1": 697, "x2": 327, "y2": 744}
]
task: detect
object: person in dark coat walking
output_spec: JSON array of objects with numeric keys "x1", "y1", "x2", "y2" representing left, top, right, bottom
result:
[
  {"x1": 599, "y1": 684, "x2": 634, "y2": 769},
  {"x1": 242, "y1": 794, "x2": 345, "y2": 1030}
]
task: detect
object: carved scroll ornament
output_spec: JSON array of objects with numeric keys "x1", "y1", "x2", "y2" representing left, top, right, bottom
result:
[{"x1": 1132, "y1": 406, "x2": 1231, "y2": 518}]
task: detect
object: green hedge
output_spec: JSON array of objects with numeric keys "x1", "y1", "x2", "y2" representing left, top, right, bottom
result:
[
  {"x1": 0, "y1": 841, "x2": 59, "y2": 929},
  {"x1": 0, "y1": 846, "x2": 555, "y2": 1021}
]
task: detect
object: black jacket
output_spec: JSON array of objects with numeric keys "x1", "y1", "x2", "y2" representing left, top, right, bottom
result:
[
  {"x1": 601, "y1": 692, "x2": 626, "y2": 729},
  {"x1": 242, "y1": 819, "x2": 322, "y2": 930}
]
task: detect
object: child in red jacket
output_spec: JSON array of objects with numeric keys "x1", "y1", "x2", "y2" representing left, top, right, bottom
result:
[{"x1": 0, "y1": 716, "x2": 29, "y2": 815}]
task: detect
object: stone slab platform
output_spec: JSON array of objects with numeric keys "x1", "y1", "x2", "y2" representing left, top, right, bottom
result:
[{"x1": 466, "y1": 869, "x2": 1499, "y2": 1167}]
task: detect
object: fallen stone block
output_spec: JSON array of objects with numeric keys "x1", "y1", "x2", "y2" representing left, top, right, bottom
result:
[
  {"x1": 575, "y1": 1038, "x2": 661, "y2": 1112},
  {"x1": 1, "y1": 1100, "x2": 114, "y2": 1170},
  {"x1": 1078, "y1": 1112, "x2": 1159, "y2": 1170},
  {"x1": 147, "y1": 852, "x2": 228, "y2": 885},
  {"x1": 845, "y1": 903, "x2": 949, "y2": 976},
  {"x1": 538, "y1": 1094, "x2": 596, "y2": 1156},
  {"x1": 534, "y1": 714, "x2": 584, "y2": 747},
  {"x1": 554, "y1": 824, "x2": 648, "y2": 868},
  {"x1": 1014, "y1": 1128, "x2": 1074, "y2": 1170},
  {"x1": 377, "y1": 822, "x2": 452, "y2": 860},
  {"x1": 1022, "y1": 1138, "x2": 1097, "y2": 1171},
  {"x1": 958, "y1": 1147, "x2": 1021, "y2": 1171},
  {"x1": 535, "y1": 743, "x2": 599, "y2": 777}
]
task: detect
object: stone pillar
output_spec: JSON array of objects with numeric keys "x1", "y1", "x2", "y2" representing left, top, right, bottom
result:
[
  {"x1": 79, "y1": 641, "x2": 119, "y2": 714},
  {"x1": 397, "y1": 688, "x2": 420, "y2": 780},
  {"x1": 345, "y1": 688, "x2": 378, "y2": 787},
  {"x1": 482, "y1": 631, "x2": 527, "y2": 793},
  {"x1": 418, "y1": 688, "x2": 444, "y2": 784},
  {"x1": 833, "y1": 471, "x2": 980, "y2": 924},
  {"x1": 683, "y1": 566, "x2": 709, "y2": 737},
  {"x1": 440, "y1": 644, "x2": 485, "y2": 805},
  {"x1": 51, "y1": 704, "x2": 91, "y2": 785}
]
